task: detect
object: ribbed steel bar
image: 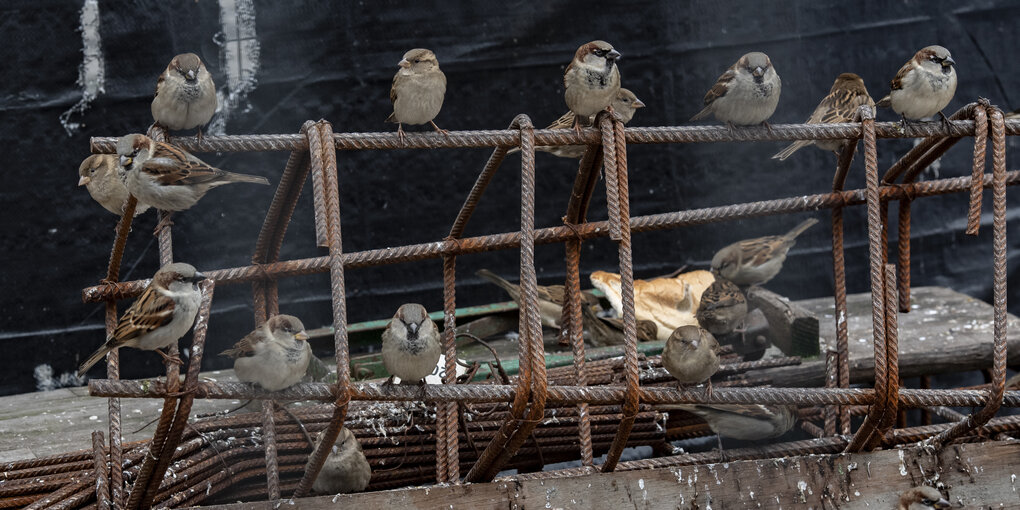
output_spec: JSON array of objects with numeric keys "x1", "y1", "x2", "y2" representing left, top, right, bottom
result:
[
  {"x1": 91, "y1": 432, "x2": 109, "y2": 510},
  {"x1": 447, "y1": 119, "x2": 521, "y2": 239},
  {"x1": 882, "y1": 104, "x2": 978, "y2": 184},
  {"x1": 260, "y1": 401, "x2": 281, "y2": 500},
  {"x1": 966, "y1": 106, "x2": 989, "y2": 236},
  {"x1": 875, "y1": 263, "x2": 900, "y2": 448},
  {"x1": 440, "y1": 254, "x2": 460, "y2": 482}
]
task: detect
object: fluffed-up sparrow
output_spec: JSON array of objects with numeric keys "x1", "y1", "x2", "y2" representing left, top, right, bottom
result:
[
  {"x1": 513, "y1": 88, "x2": 644, "y2": 159},
  {"x1": 876, "y1": 46, "x2": 957, "y2": 123},
  {"x1": 661, "y1": 325, "x2": 720, "y2": 392},
  {"x1": 772, "y1": 73, "x2": 875, "y2": 160},
  {"x1": 563, "y1": 40, "x2": 621, "y2": 134},
  {"x1": 695, "y1": 278, "x2": 747, "y2": 336},
  {"x1": 117, "y1": 133, "x2": 269, "y2": 213},
  {"x1": 898, "y1": 486, "x2": 950, "y2": 510},
  {"x1": 220, "y1": 314, "x2": 311, "y2": 391},
  {"x1": 381, "y1": 303, "x2": 442, "y2": 384},
  {"x1": 476, "y1": 268, "x2": 599, "y2": 329},
  {"x1": 312, "y1": 427, "x2": 372, "y2": 494},
  {"x1": 151, "y1": 53, "x2": 217, "y2": 138},
  {"x1": 78, "y1": 263, "x2": 206, "y2": 376},
  {"x1": 711, "y1": 218, "x2": 818, "y2": 287},
  {"x1": 386, "y1": 48, "x2": 447, "y2": 145},
  {"x1": 78, "y1": 154, "x2": 151, "y2": 216},
  {"x1": 691, "y1": 52, "x2": 781, "y2": 128}
]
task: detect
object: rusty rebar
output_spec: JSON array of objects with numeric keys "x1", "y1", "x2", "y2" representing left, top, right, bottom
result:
[
  {"x1": 966, "y1": 106, "x2": 989, "y2": 236},
  {"x1": 440, "y1": 254, "x2": 460, "y2": 482},
  {"x1": 92, "y1": 432, "x2": 109, "y2": 510},
  {"x1": 261, "y1": 401, "x2": 281, "y2": 499}
]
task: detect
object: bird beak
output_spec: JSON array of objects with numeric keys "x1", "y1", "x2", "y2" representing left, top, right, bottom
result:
[
  {"x1": 192, "y1": 271, "x2": 207, "y2": 282},
  {"x1": 78, "y1": 175, "x2": 91, "y2": 186},
  {"x1": 933, "y1": 499, "x2": 950, "y2": 509},
  {"x1": 119, "y1": 155, "x2": 132, "y2": 168},
  {"x1": 752, "y1": 66, "x2": 764, "y2": 78},
  {"x1": 632, "y1": 98, "x2": 646, "y2": 109},
  {"x1": 186, "y1": 69, "x2": 196, "y2": 81},
  {"x1": 398, "y1": 58, "x2": 410, "y2": 68},
  {"x1": 942, "y1": 56, "x2": 955, "y2": 67},
  {"x1": 409, "y1": 322, "x2": 418, "y2": 334},
  {"x1": 295, "y1": 330, "x2": 309, "y2": 341},
  {"x1": 607, "y1": 49, "x2": 621, "y2": 60}
]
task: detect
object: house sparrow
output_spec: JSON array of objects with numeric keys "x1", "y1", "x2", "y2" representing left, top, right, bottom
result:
[
  {"x1": 78, "y1": 154, "x2": 151, "y2": 216},
  {"x1": 898, "y1": 486, "x2": 950, "y2": 510},
  {"x1": 386, "y1": 48, "x2": 447, "y2": 145},
  {"x1": 515, "y1": 88, "x2": 645, "y2": 159},
  {"x1": 711, "y1": 218, "x2": 818, "y2": 287},
  {"x1": 312, "y1": 427, "x2": 371, "y2": 494},
  {"x1": 476, "y1": 269, "x2": 600, "y2": 329},
  {"x1": 772, "y1": 73, "x2": 875, "y2": 160},
  {"x1": 563, "y1": 40, "x2": 621, "y2": 134},
  {"x1": 690, "y1": 52, "x2": 781, "y2": 127},
  {"x1": 600, "y1": 316, "x2": 659, "y2": 342},
  {"x1": 661, "y1": 404, "x2": 798, "y2": 443},
  {"x1": 117, "y1": 133, "x2": 269, "y2": 213},
  {"x1": 220, "y1": 314, "x2": 311, "y2": 391},
  {"x1": 661, "y1": 325, "x2": 720, "y2": 391},
  {"x1": 695, "y1": 278, "x2": 747, "y2": 336},
  {"x1": 151, "y1": 53, "x2": 217, "y2": 138},
  {"x1": 876, "y1": 46, "x2": 957, "y2": 123},
  {"x1": 381, "y1": 304, "x2": 441, "y2": 384},
  {"x1": 77, "y1": 263, "x2": 205, "y2": 376}
]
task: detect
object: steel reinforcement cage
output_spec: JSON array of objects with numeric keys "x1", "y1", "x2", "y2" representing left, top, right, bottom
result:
[{"x1": 70, "y1": 101, "x2": 1019, "y2": 508}]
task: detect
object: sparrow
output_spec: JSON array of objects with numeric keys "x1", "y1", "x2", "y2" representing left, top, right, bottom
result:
[
  {"x1": 772, "y1": 73, "x2": 875, "y2": 160},
  {"x1": 312, "y1": 427, "x2": 372, "y2": 494},
  {"x1": 695, "y1": 278, "x2": 747, "y2": 336},
  {"x1": 711, "y1": 218, "x2": 818, "y2": 287},
  {"x1": 600, "y1": 316, "x2": 659, "y2": 342},
  {"x1": 661, "y1": 325, "x2": 720, "y2": 391},
  {"x1": 151, "y1": 53, "x2": 217, "y2": 139},
  {"x1": 660, "y1": 404, "x2": 798, "y2": 445},
  {"x1": 476, "y1": 269, "x2": 600, "y2": 329},
  {"x1": 514, "y1": 88, "x2": 645, "y2": 158},
  {"x1": 563, "y1": 40, "x2": 622, "y2": 134},
  {"x1": 78, "y1": 154, "x2": 151, "y2": 216},
  {"x1": 381, "y1": 303, "x2": 442, "y2": 384},
  {"x1": 386, "y1": 48, "x2": 447, "y2": 145},
  {"x1": 898, "y1": 486, "x2": 950, "y2": 510},
  {"x1": 77, "y1": 263, "x2": 206, "y2": 376},
  {"x1": 690, "y1": 52, "x2": 781, "y2": 128},
  {"x1": 876, "y1": 46, "x2": 957, "y2": 123},
  {"x1": 220, "y1": 314, "x2": 311, "y2": 391},
  {"x1": 117, "y1": 133, "x2": 270, "y2": 213},
  {"x1": 1006, "y1": 109, "x2": 1019, "y2": 120}
]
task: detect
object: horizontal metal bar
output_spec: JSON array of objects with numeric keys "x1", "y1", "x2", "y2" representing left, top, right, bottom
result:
[{"x1": 81, "y1": 169, "x2": 1020, "y2": 303}]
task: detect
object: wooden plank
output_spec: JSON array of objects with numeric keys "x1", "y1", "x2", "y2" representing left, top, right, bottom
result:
[{"x1": 186, "y1": 440, "x2": 1020, "y2": 509}]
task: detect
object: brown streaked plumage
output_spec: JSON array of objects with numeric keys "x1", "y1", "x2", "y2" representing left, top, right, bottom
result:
[
  {"x1": 515, "y1": 88, "x2": 645, "y2": 159},
  {"x1": 696, "y1": 278, "x2": 748, "y2": 336},
  {"x1": 772, "y1": 73, "x2": 874, "y2": 160},
  {"x1": 476, "y1": 269, "x2": 600, "y2": 329},
  {"x1": 690, "y1": 52, "x2": 781, "y2": 127},
  {"x1": 221, "y1": 314, "x2": 311, "y2": 391},
  {"x1": 876, "y1": 46, "x2": 957, "y2": 122},
  {"x1": 711, "y1": 218, "x2": 818, "y2": 287}
]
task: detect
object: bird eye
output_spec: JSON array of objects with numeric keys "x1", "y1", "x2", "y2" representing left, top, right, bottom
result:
[
  {"x1": 414, "y1": 59, "x2": 422, "y2": 63},
  {"x1": 593, "y1": 49, "x2": 605, "y2": 57}
]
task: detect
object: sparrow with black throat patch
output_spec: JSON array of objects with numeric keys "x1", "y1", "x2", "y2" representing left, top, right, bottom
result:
[
  {"x1": 563, "y1": 40, "x2": 622, "y2": 134},
  {"x1": 151, "y1": 53, "x2": 217, "y2": 141},
  {"x1": 386, "y1": 48, "x2": 447, "y2": 146},
  {"x1": 691, "y1": 52, "x2": 781, "y2": 129},
  {"x1": 876, "y1": 46, "x2": 957, "y2": 126},
  {"x1": 772, "y1": 73, "x2": 874, "y2": 160},
  {"x1": 381, "y1": 303, "x2": 442, "y2": 386}
]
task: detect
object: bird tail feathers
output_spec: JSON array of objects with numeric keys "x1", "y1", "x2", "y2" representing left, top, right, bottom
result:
[
  {"x1": 771, "y1": 141, "x2": 811, "y2": 161},
  {"x1": 875, "y1": 95, "x2": 891, "y2": 108},
  {"x1": 784, "y1": 218, "x2": 819, "y2": 239},
  {"x1": 77, "y1": 345, "x2": 112, "y2": 377}
]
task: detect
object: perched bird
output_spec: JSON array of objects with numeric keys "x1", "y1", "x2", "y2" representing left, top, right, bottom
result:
[
  {"x1": 151, "y1": 53, "x2": 217, "y2": 139},
  {"x1": 898, "y1": 486, "x2": 950, "y2": 510},
  {"x1": 117, "y1": 133, "x2": 269, "y2": 213},
  {"x1": 600, "y1": 315, "x2": 659, "y2": 343},
  {"x1": 696, "y1": 278, "x2": 748, "y2": 336},
  {"x1": 563, "y1": 40, "x2": 622, "y2": 134},
  {"x1": 580, "y1": 305, "x2": 657, "y2": 346},
  {"x1": 660, "y1": 404, "x2": 798, "y2": 450},
  {"x1": 386, "y1": 48, "x2": 447, "y2": 145},
  {"x1": 876, "y1": 46, "x2": 957, "y2": 123},
  {"x1": 772, "y1": 73, "x2": 875, "y2": 160},
  {"x1": 691, "y1": 52, "x2": 781, "y2": 128},
  {"x1": 514, "y1": 88, "x2": 645, "y2": 158},
  {"x1": 381, "y1": 304, "x2": 442, "y2": 384},
  {"x1": 78, "y1": 154, "x2": 151, "y2": 216},
  {"x1": 476, "y1": 269, "x2": 600, "y2": 329},
  {"x1": 312, "y1": 427, "x2": 372, "y2": 495},
  {"x1": 661, "y1": 325, "x2": 720, "y2": 392},
  {"x1": 711, "y1": 218, "x2": 818, "y2": 287},
  {"x1": 78, "y1": 263, "x2": 205, "y2": 376},
  {"x1": 220, "y1": 315, "x2": 311, "y2": 391}
]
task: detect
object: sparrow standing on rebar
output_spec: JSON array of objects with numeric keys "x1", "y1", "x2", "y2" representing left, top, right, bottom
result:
[
  {"x1": 661, "y1": 325, "x2": 720, "y2": 393},
  {"x1": 221, "y1": 315, "x2": 311, "y2": 391},
  {"x1": 516, "y1": 88, "x2": 644, "y2": 159},
  {"x1": 876, "y1": 46, "x2": 957, "y2": 125},
  {"x1": 772, "y1": 73, "x2": 874, "y2": 160},
  {"x1": 78, "y1": 154, "x2": 150, "y2": 217},
  {"x1": 386, "y1": 48, "x2": 447, "y2": 146},
  {"x1": 151, "y1": 53, "x2": 217, "y2": 140},
  {"x1": 563, "y1": 40, "x2": 622, "y2": 134},
  {"x1": 691, "y1": 52, "x2": 781, "y2": 129},
  {"x1": 78, "y1": 263, "x2": 206, "y2": 376},
  {"x1": 381, "y1": 304, "x2": 442, "y2": 385},
  {"x1": 312, "y1": 427, "x2": 372, "y2": 494},
  {"x1": 711, "y1": 218, "x2": 818, "y2": 287}
]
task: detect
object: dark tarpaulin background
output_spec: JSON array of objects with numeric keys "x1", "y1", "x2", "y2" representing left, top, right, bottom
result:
[{"x1": 1, "y1": 0, "x2": 1018, "y2": 395}]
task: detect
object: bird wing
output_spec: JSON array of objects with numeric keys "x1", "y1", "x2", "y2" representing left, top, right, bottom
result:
[
  {"x1": 153, "y1": 70, "x2": 166, "y2": 98},
  {"x1": 110, "y1": 285, "x2": 176, "y2": 346},
  {"x1": 547, "y1": 110, "x2": 578, "y2": 130},
  {"x1": 816, "y1": 88, "x2": 873, "y2": 124},
  {"x1": 220, "y1": 328, "x2": 264, "y2": 358},
  {"x1": 703, "y1": 67, "x2": 737, "y2": 106},
  {"x1": 143, "y1": 142, "x2": 225, "y2": 186},
  {"x1": 889, "y1": 59, "x2": 913, "y2": 92}
]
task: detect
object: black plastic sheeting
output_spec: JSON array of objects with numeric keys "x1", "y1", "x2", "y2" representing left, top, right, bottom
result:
[{"x1": 1, "y1": 1, "x2": 1019, "y2": 395}]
